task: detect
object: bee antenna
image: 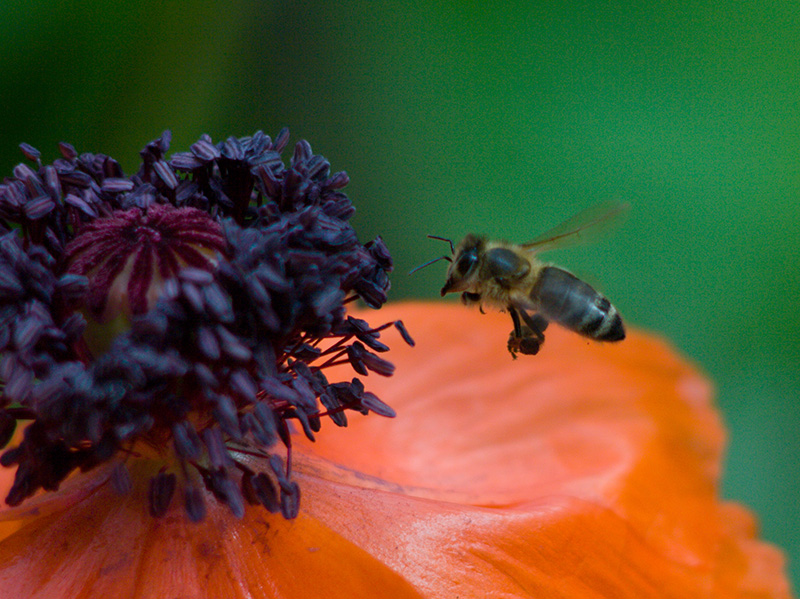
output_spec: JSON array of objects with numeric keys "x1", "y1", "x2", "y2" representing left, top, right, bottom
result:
[
  {"x1": 426, "y1": 235, "x2": 455, "y2": 254},
  {"x1": 408, "y1": 255, "x2": 452, "y2": 275}
]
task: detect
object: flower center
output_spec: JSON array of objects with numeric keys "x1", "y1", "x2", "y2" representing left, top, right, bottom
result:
[
  {"x1": 64, "y1": 204, "x2": 226, "y2": 353},
  {"x1": 0, "y1": 130, "x2": 407, "y2": 523}
]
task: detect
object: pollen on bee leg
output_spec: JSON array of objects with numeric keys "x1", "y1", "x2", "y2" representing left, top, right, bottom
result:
[{"x1": 507, "y1": 326, "x2": 541, "y2": 358}]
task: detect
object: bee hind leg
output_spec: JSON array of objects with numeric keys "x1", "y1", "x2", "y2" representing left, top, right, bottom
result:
[
  {"x1": 508, "y1": 331, "x2": 542, "y2": 357},
  {"x1": 507, "y1": 306, "x2": 544, "y2": 358},
  {"x1": 520, "y1": 311, "x2": 548, "y2": 342}
]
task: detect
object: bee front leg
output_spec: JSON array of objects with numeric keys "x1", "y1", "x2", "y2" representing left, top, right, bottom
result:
[
  {"x1": 461, "y1": 292, "x2": 486, "y2": 313},
  {"x1": 461, "y1": 291, "x2": 481, "y2": 306}
]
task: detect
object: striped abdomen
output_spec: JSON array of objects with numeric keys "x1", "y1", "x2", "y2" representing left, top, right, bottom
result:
[{"x1": 531, "y1": 266, "x2": 625, "y2": 341}]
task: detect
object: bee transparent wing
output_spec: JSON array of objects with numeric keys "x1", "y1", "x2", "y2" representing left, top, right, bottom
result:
[{"x1": 521, "y1": 201, "x2": 629, "y2": 254}]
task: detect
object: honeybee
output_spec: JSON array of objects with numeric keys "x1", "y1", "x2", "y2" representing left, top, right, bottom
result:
[{"x1": 411, "y1": 202, "x2": 628, "y2": 357}]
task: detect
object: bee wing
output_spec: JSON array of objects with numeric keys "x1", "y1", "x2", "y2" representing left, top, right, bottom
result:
[{"x1": 521, "y1": 201, "x2": 629, "y2": 254}]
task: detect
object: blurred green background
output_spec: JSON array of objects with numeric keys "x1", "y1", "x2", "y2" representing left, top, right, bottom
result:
[{"x1": 2, "y1": 0, "x2": 798, "y2": 588}]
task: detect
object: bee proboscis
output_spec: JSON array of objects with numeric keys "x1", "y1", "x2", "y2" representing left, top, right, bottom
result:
[{"x1": 411, "y1": 202, "x2": 628, "y2": 357}]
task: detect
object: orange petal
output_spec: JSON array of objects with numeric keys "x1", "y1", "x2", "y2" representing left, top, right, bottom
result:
[
  {"x1": 296, "y1": 303, "x2": 792, "y2": 598},
  {"x1": 0, "y1": 302, "x2": 791, "y2": 598},
  {"x1": 0, "y1": 457, "x2": 423, "y2": 599}
]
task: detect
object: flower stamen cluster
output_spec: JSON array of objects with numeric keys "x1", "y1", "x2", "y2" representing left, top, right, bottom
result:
[{"x1": 0, "y1": 129, "x2": 412, "y2": 520}]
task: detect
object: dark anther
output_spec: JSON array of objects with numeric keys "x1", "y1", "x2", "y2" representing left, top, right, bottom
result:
[{"x1": 149, "y1": 472, "x2": 177, "y2": 518}]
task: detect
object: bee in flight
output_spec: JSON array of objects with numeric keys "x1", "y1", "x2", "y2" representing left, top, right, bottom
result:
[{"x1": 411, "y1": 202, "x2": 628, "y2": 357}]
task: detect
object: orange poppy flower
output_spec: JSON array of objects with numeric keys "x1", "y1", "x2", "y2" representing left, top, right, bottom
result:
[{"x1": 0, "y1": 302, "x2": 792, "y2": 599}]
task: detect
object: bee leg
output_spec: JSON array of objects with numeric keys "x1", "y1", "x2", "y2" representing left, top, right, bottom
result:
[
  {"x1": 507, "y1": 328, "x2": 541, "y2": 357},
  {"x1": 461, "y1": 292, "x2": 486, "y2": 314},
  {"x1": 507, "y1": 331, "x2": 521, "y2": 359},
  {"x1": 519, "y1": 311, "x2": 548, "y2": 343},
  {"x1": 517, "y1": 334, "x2": 542, "y2": 355},
  {"x1": 507, "y1": 306, "x2": 541, "y2": 358},
  {"x1": 461, "y1": 291, "x2": 481, "y2": 307},
  {"x1": 508, "y1": 305, "x2": 523, "y2": 338},
  {"x1": 507, "y1": 307, "x2": 523, "y2": 359}
]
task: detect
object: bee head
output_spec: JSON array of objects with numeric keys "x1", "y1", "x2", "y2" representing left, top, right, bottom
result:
[{"x1": 441, "y1": 235, "x2": 484, "y2": 296}]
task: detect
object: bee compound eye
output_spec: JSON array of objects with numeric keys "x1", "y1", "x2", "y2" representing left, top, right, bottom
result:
[{"x1": 456, "y1": 250, "x2": 478, "y2": 276}]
